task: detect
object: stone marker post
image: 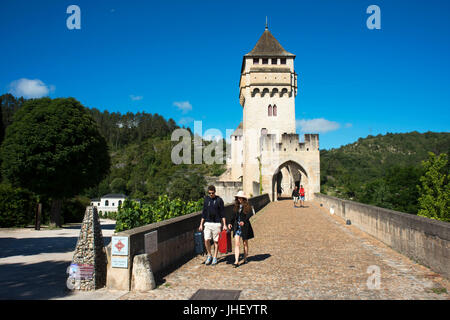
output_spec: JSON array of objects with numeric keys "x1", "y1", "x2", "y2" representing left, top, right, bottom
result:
[{"x1": 67, "y1": 206, "x2": 107, "y2": 291}]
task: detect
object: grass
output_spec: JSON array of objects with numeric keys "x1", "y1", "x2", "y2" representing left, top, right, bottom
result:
[{"x1": 431, "y1": 287, "x2": 447, "y2": 295}]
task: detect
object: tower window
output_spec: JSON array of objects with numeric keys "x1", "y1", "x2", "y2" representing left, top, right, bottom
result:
[
  {"x1": 253, "y1": 58, "x2": 259, "y2": 64},
  {"x1": 271, "y1": 58, "x2": 277, "y2": 65},
  {"x1": 273, "y1": 105, "x2": 277, "y2": 116},
  {"x1": 262, "y1": 58, "x2": 268, "y2": 64},
  {"x1": 280, "y1": 58, "x2": 286, "y2": 64},
  {"x1": 268, "y1": 105, "x2": 272, "y2": 116},
  {"x1": 235, "y1": 136, "x2": 237, "y2": 141}
]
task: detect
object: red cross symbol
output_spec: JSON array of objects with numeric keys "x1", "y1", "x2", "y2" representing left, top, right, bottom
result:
[{"x1": 115, "y1": 240, "x2": 125, "y2": 252}]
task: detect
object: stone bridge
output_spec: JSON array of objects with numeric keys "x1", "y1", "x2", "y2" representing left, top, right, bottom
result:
[{"x1": 111, "y1": 195, "x2": 450, "y2": 300}]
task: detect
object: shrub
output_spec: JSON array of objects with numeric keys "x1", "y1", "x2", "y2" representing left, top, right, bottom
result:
[
  {"x1": 115, "y1": 196, "x2": 203, "y2": 232},
  {"x1": 0, "y1": 184, "x2": 36, "y2": 227},
  {"x1": 107, "y1": 211, "x2": 117, "y2": 220},
  {"x1": 417, "y1": 152, "x2": 449, "y2": 222},
  {"x1": 61, "y1": 196, "x2": 91, "y2": 224}
]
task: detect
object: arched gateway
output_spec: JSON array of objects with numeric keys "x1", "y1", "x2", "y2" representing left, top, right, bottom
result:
[
  {"x1": 216, "y1": 25, "x2": 320, "y2": 204},
  {"x1": 272, "y1": 160, "x2": 308, "y2": 200}
]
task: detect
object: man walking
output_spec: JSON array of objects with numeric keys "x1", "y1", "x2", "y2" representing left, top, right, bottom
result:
[
  {"x1": 199, "y1": 185, "x2": 227, "y2": 266},
  {"x1": 292, "y1": 186, "x2": 300, "y2": 208}
]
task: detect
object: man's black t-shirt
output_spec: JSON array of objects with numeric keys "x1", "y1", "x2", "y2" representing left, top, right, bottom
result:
[{"x1": 202, "y1": 196, "x2": 225, "y2": 223}]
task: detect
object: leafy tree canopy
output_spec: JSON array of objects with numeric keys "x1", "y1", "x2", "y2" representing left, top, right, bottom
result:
[
  {"x1": 1, "y1": 97, "x2": 111, "y2": 199},
  {"x1": 417, "y1": 152, "x2": 449, "y2": 222}
]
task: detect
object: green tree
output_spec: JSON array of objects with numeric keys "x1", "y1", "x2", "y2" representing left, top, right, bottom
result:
[
  {"x1": 417, "y1": 152, "x2": 449, "y2": 222},
  {"x1": 0, "y1": 103, "x2": 3, "y2": 182},
  {"x1": 0, "y1": 97, "x2": 111, "y2": 227},
  {"x1": 359, "y1": 178, "x2": 391, "y2": 208},
  {"x1": 0, "y1": 102, "x2": 4, "y2": 145},
  {"x1": 167, "y1": 168, "x2": 207, "y2": 202},
  {"x1": 0, "y1": 184, "x2": 35, "y2": 227},
  {"x1": 110, "y1": 177, "x2": 127, "y2": 194},
  {"x1": 383, "y1": 166, "x2": 423, "y2": 214}
]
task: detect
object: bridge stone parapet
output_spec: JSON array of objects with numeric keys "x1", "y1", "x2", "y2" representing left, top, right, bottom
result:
[
  {"x1": 106, "y1": 194, "x2": 271, "y2": 291},
  {"x1": 315, "y1": 193, "x2": 450, "y2": 279}
]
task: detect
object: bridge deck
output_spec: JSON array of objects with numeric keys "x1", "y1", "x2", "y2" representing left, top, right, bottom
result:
[{"x1": 121, "y1": 200, "x2": 450, "y2": 300}]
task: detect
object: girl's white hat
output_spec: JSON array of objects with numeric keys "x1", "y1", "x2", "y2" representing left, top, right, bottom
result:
[{"x1": 234, "y1": 190, "x2": 249, "y2": 199}]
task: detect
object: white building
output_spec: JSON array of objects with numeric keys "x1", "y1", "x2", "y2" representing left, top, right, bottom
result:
[{"x1": 90, "y1": 193, "x2": 127, "y2": 214}]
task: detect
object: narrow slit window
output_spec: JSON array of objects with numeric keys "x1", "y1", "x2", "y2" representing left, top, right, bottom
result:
[
  {"x1": 268, "y1": 105, "x2": 272, "y2": 116},
  {"x1": 273, "y1": 105, "x2": 277, "y2": 116}
]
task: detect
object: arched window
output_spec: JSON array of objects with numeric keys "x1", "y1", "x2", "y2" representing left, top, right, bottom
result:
[
  {"x1": 268, "y1": 105, "x2": 272, "y2": 116},
  {"x1": 105, "y1": 200, "x2": 109, "y2": 206},
  {"x1": 273, "y1": 105, "x2": 277, "y2": 116},
  {"x1": 118, "y1": 200, "x2": 122, "y2": 207}
]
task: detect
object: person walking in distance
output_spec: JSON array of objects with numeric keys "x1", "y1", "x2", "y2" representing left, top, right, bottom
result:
[
  {"x1": 292, "y1": 185, "x2": 300, "y2": 208},
  {"x1": 198, "y1": 185, "x2": 227, "y2": 266},
  {"x1": 299, "y1": 185, "x2": 306, "y2": 208},
  {"x1": 228, "y1": 191, "x2": 254, "y2": 267}
]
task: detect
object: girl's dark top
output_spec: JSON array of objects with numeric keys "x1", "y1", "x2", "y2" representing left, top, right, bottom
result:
[
  {"x1": 229, "y1": 204, "x2": 254, "y2": 240},
  {"x1": 292, "y1": 189, "x2": 299, "y2": 197}
]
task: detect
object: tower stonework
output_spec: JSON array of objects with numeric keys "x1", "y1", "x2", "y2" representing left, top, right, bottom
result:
[{"x1": 219, "y1": 27, "x2": 320, "y2": 202}]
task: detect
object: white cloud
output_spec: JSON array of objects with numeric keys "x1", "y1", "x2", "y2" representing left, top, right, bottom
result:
[
  {"x1": 173, "y1": 101, "x2": 192, "y2": 114},
  {"x1": 178, "y1": 117, "x2": 194, "y2": 125},
  {"x1": 130, "y1": 94, "x2": 143, "y2": 101},
  {"x1": 296, "y1": 118, "x2": 341, "y2": 133},
  {"x1": 8, "y1": 78, "x2": 53, "y2": 98},
  {"x1": 345, "y1": 123, "x2": 353, "y2": 128}
]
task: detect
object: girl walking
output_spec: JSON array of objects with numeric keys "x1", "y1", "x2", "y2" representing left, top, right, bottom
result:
[{"x1": 228, "y1": 191, "x2": 254, "y2": 267}]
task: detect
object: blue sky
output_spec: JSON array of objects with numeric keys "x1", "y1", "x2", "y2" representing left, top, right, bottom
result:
[{"x1": 1, "y1": 0, "x2": 449, "y2": 150}]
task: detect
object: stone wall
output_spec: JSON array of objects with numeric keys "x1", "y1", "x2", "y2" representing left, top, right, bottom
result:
[
  {"x1": 106, "y1": 193, "x2": 271, "y2": 291},
  {"x1": 68, "y1": 206, "x2": 107, "y2": 290},
  {"x1": 315, "y1": 193, "x2": 450, "y2": 279}
]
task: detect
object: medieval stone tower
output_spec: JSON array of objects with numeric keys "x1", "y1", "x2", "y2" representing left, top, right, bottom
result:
[{"x1": 217, "y1": 25, "x2": 320, "y2": 203}]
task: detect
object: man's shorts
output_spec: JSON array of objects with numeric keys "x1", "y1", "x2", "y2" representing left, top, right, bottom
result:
[
  {"x1": 204, "y1": 222, "x2": 222, "y2": 242},
  {"x1": 300, "y1": 195, "x2": 305, "y2": 201}
]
